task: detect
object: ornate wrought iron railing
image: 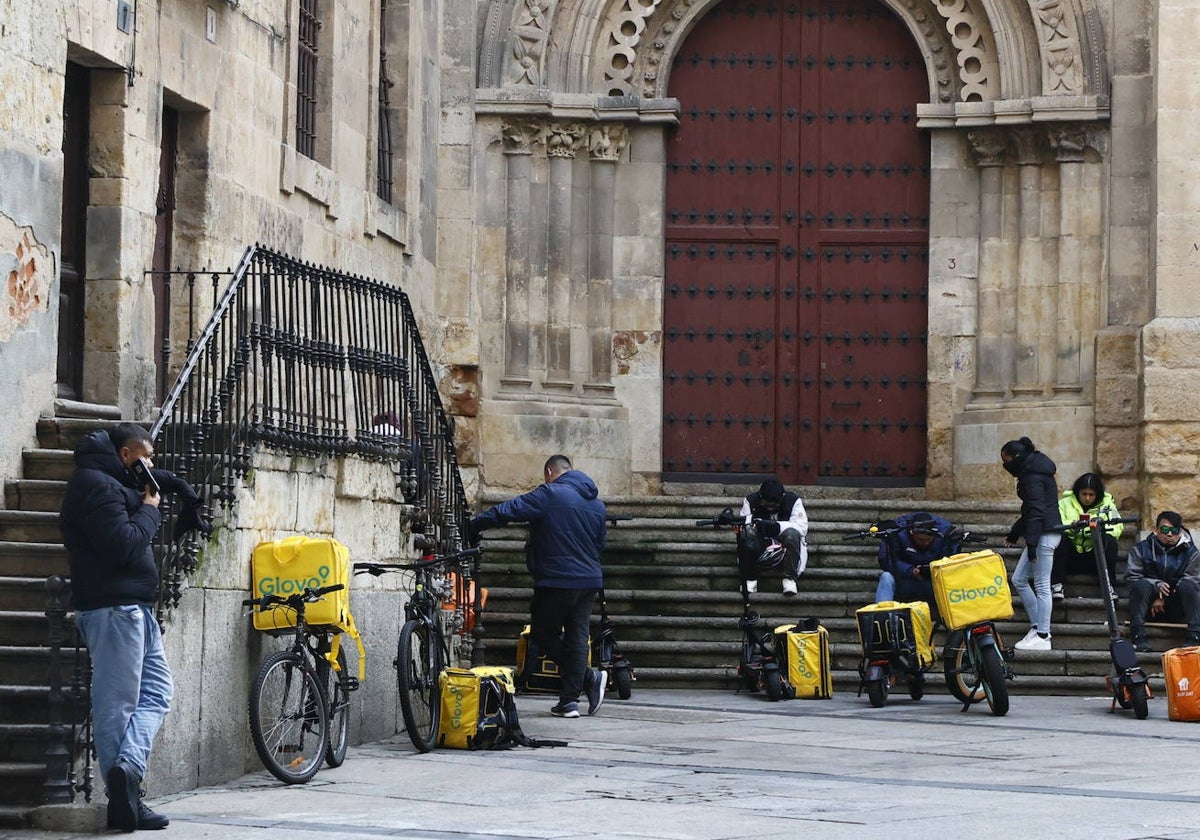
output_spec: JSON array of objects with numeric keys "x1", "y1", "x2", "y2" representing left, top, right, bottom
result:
[{"x1": 147, "y1": 244, "x2": 470, "y2": 621}]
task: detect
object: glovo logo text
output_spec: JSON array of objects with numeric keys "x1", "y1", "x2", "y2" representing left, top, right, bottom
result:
[
  {"x1": 257, "y1": 564, "x2": 331, "y2": 596},
  {"x1": 794, "y1": 640, "x2": 816, "y2": 681},
  {"x1": 447, "y1": 681, "x2": 467, "y2": 730},
  {"x1": 948, "y1": 575, "x2": 1005, "y2": 604}
]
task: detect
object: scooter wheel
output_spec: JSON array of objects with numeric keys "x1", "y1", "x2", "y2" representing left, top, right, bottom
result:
[
  {"x1": 867, "y1": 679, "x2": 888, "y2": 708},
  {"x1": 1130, "y1": 683, "x2": 1150, "y2": 720},
  {"x1": 614, "y1": 666, "x2": 633, "y2": 700},
  {"x1": 908, "y1": 677, "x2": 924, "y2": 701},
  {"x1": 764, "y1": 668, "x2": 784, "y2": 701}
]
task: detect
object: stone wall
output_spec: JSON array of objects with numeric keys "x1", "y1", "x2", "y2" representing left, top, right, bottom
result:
[{"x1": 146, "y1": 449, "x2": 417, "y2": 796}]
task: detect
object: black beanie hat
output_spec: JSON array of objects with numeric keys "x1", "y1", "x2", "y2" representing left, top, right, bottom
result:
[{"x1": 759, "y1": 478, "x2": 785, "y2": 502}]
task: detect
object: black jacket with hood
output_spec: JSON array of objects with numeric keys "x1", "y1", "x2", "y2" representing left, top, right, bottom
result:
[
  {"x1": 59, "y1": 429, "x2": 163, "y2": 610},
  {"x1": 1005, "y1": 449, "x2": 1063, "y2": 547},
  {"x1": 470, "y1": 469, "x2": 606, "y2": 589}
]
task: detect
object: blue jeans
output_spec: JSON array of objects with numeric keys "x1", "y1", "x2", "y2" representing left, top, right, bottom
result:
[
  {"x1": 75, "y1": 605, "x2": 173, "y2": 786},
  {"x1": 1012, "y1": 534, "x2": 1061, "y2": 634},
  {"x1": 874, "y1": 571, "x2": 934, "y2": 606}
]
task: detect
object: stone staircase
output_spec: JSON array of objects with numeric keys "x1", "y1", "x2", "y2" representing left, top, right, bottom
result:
[
  {"x1": 0, "y1": 402, "x2": 119, "y2": 825},
  {"x1": 476, "y1": 492, "x2": 1169, "y2": 699}
]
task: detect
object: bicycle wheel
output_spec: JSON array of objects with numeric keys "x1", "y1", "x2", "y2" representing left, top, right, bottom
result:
[
  {"x1": 979, "y1": 645, "x2": 1010, "y2": 716},
  {"x1": 249, "y1": 651, "x2": 329, "y2": 784},
  {"x1": 320, "y1": 645, "x2": 351, "y2": 767},
  {"x1": 397, "y1": 619, "x2": 444, "y2": 752},
  {"x1": 943, "y1": 631, "x2": 983, "y2": 704}
]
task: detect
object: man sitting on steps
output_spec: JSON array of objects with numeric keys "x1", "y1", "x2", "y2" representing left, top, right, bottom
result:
[
  {"x1": 738, "y1": 478, "x2": 808, "y2": 597},
  {"x1": 1125, "y1": 511, "x2": 1200, "y2": 652}
]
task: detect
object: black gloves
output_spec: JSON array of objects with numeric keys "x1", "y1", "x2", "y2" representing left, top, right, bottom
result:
[
  {"x1": 466, "y1": 518, "x2": 484, "y2": 546},
  {"x1": 151, "y1": 469, "x2": 213, "y2": 542},
  {"x1": 756, "y1": 519, "x2": 781, "y2": 539},
  {"x1": 172, "y1": 497, "x2": 214, "y2": 542}
]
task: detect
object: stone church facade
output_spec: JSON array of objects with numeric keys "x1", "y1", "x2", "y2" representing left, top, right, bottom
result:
[{"x1": 1, "y1": 0, "x2": 1197, "y2": 519}]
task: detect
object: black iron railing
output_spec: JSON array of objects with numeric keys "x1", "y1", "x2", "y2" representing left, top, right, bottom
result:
[{"x1": 147, "y1": 244, "x2": 470, "y2": 622}]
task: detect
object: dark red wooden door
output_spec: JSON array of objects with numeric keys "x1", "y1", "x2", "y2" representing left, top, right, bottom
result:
[{"x1": 663, "y1": 0, "x2": 929, "y2": 485}]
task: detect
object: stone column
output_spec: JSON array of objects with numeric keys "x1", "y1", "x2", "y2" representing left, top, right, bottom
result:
[
  {"x1": 968, "y1": 129, "x2": 1011, "y2": 401},
  {"x1": 1012, "y1": 128, "x2": 1048, "y2": 397},
  {"x1": 500, "y1": 120, "x2": 535, "y2": 388},
  {"x1": 583, "y1": 125, "x2": 626, "y2": 396},
  {"x1": 544, "y1": 123, "x2": 584, "y2": 392},
  {"x1": 1050, "y1": 126, "x2": 1088, "y2": 395}
]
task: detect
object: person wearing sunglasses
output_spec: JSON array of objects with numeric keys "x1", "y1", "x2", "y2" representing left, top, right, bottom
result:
[{"x1": 1125, "y1": 511, "x2": 1200, "y2": 652}]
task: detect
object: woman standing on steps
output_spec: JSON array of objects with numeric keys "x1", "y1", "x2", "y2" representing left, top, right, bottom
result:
[{"x1": 1001, "y1": 436, "x2": 1062, "y2": 652}]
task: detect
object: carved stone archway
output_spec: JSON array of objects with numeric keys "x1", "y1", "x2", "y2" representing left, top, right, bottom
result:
[{"x1": 473, "y1": 0, "x2": 1113, "y2": 499}]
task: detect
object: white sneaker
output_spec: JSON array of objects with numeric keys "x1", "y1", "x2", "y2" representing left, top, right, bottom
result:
[
  {"x1": 744, "y1": 580, "x2": 758, "y2": 594},
  {"x1": 1051, "y1": 583, "x2": 1065, "y2": 601},
  {"x1": 782, "y1": 578, "x2": 798, "y2": 597},
  {"x1": 1015, "y1": 634, "x2": 1052, "y2": 651},
  {"x1": 1018, "y1": 627, "x2": 1039, "y2": 645}
]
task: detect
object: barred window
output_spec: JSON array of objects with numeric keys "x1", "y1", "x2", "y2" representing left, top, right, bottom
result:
[
  {"x1": 296, "y1": 0, "x2": 321, "y2": 159},
  {"x1": 376, "y1": 0, "x2": 394, "y2": 202}
]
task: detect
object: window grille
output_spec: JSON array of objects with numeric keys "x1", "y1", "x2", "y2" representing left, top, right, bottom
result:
[
  {"x1": 296, "y1": 0, "x2": 321, "y2": 159},
  {"x1": 376, "y1": 0, "x2": 395, "y2": 202}
]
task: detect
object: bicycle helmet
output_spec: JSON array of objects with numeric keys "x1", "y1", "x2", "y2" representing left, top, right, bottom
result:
[{"x1": 755, "y1": 540, "x2": 787, "y2": 571}]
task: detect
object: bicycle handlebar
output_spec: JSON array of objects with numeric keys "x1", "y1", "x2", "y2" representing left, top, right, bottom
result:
[
  {"x1": 353, "y1": 547, "x2": 480, "y2": 576},
  {"x1": 695, "y1": 507, "x2": 738, "y2": 528},
  {"x1": 241, "y1": 583, "x2": 345, "y2": 610},
  {"x1": 1051, "y1": 515, "x2": 1140, "y2": 534}
]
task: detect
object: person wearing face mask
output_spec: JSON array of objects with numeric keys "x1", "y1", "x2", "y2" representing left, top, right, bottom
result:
[
  {"x1": 1125, "y1": 511, "x2": 1200, "y2": 651},
  {"x1": 1000, "y1": 436, "x2": 1062, "y2": 652},
  {"x1": 1051, "y1": 473, "x2": 1124, "y2": 603}
]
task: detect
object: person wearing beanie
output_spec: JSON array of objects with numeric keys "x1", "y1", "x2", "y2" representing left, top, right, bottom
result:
[
  {"x1": 1000, "y1": 437, "x2": 1062, "y2": 652},
  {"x1": 874, "y1": 511, "x2": 962, "y2": 606},
  {"x1": 737, "y1": 478, "x2": 808, "y2": 596},
  {"x1": 1051, "y1": 473, "x2": 1125, "y2": 603}
]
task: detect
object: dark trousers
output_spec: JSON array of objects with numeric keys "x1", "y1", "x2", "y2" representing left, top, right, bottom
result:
[
  {"x1": 520, "y1": 587, "x2": 596, "y2": 704},
  {"x1": 1128, "y1": 577, "x2": 1200, "y2": 636},
  {"x1": 1051, "y1": 536, "x2": 1118, "y2": 588},
  {"x1": 737, "y1": 527, "x2": 802, "y2": 581}
]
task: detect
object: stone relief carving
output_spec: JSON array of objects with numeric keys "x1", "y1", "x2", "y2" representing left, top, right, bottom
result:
[
  {"x1": 587, "y1": 124, "x2": 629, "y2": 161},
  {"x1": 1028, "y1": 0, "x2": 1083, "y2": 95},
  {"x1": 507, "y1": 0, "x2": 560, "y2": 86},
  {"x1": 1047, "y1": 125, "x2": 1088, "y2": 162},
  {"x1": 540, "y1": 122, "x2": 588, "y2": 157},
  {"x1": 930, "y1": 0, "x2": 999, "y2": 102},
  {"x1": 500, "y1": 119, "x2": 627, "y2": 161},
  {"x1": 0, "y1": 216, "x2": 53, "y2": 343},
  {"x1": 967, "y1": 128, "x2": 1010, "y2": 166},
  {"x1": 601, "y1": 0, "x2": 669, "y2": 96}
]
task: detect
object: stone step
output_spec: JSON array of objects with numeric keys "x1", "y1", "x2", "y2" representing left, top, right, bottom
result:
[
  {"x1": 20, "y1": 450, "x2": 74, "y2": 483},
  {"x1": 3, "y1": 480, "x2": 66, "y2": 514},
  {"x1": 0, "y1": 761, "x2": 45, "y2": 811},
  {"x1": 0, "y1": 686, "x2": 52, "y2": 725},
  {"x1": 35, "y1": 418, "x2": 111, "y2": 451},
  {"x1": 0, "y1": 648, "x2": 54, "y2": 687},
  {"x1": 52, "y1": 399, "x2": 121, "y2": 421},
  {"x1": 0, "y1": 612, "x2": 52, "y2": 646},
  {"x1": 0, "y1": 725, "x2": 48, "y2": 763},
  {"x1": 0, "y1": 512, "x2": 61, "y2": 544},
  {"x1": 0, "y1": 578, "x2": 52, "y2": 611},
  {"x1": 0, "y1": 543, "x2": 69, "y2": 578}
]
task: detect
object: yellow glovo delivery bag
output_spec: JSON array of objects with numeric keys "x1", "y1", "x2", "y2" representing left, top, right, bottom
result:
[
  {"x1": 929, "y1": 550, "x2": 1014, "y2": 630},
  {"x1": 250, "y1": 535, "x2": 365, "y2": 680}
]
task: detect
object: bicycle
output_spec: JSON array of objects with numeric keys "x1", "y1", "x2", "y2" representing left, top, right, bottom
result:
[
  {"x1": 353, "y1": 544, "x2": 482, "y2": 753},
  {"x1": 843, "y1": 521, "x2": 984, "y2": 707},
  {"x1": 1052, "y1": 514, "x2": 1150, "y2": 719},
  {"x1": 242, "y1": 584, "x2": 359, "y2": 784},
  {"x1": 696, "y1": 508, "x2": 789, "y2": 700}
]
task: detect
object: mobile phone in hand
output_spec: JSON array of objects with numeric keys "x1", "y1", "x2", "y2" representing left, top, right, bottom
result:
[{"x1": 130, "y1": 457, "x2": 160, "y2": 494}]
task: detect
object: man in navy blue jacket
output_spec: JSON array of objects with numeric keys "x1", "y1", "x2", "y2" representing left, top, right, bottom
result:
[
  {"x1": 874, "y1": 511, "x2": 961, "y2": 606},
  {"x1": 469, "y1": 455, "x2": 608, "y2": 718}
]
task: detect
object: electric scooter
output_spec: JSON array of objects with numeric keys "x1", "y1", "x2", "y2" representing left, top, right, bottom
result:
[
  {"x1": 1056, "y1": 514, "x2": 1150, "y2": 719},
  {"x1": 596, "y1": 516, "x2": 636, "y2": 699},
  {"x1": 696, "y1": 508, "x2": 789, "y2": 700}
]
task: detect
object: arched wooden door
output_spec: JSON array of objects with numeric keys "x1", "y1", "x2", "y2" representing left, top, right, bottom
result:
[{"x1": 663, "y1": 0, "x2": 930, "y2": 486}]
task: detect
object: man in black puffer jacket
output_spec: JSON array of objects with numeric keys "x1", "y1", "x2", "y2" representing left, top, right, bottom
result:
[
  {"x1": 469, "y1": 454, "x2": 608, "y2": 718},
  {"x1": 60, "y1": 423, "x2": 208, "y2": 832}
]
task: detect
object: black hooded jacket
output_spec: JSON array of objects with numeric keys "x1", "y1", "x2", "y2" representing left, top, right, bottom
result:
[
  {"x1": 1005, "y1": 450, "x2": 1062, "y2": 546},
  {"x1": 59, "y1": 430, "x2": 163, "y2": 610}
]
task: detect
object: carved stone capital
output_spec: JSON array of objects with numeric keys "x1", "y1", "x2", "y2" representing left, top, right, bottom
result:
[
  {"x1": 587, "y1": 124, "x2": 629, "y2": 162},
  {"x1": 501, "y1": 119, "x2": 540, "y2": 155},
  {"x1": 967, "y1": 128, "x2": 1009, "y2": 167},
  {"x1": 540, "y1": 122, "x2": 587, "y2": 158},
  {"x1": 1011, "y1": 127, "x2": 1047, "y2": 166},
  {"x1": 1047, "y1": 125, "x2": 1088, "y2": 163}
]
